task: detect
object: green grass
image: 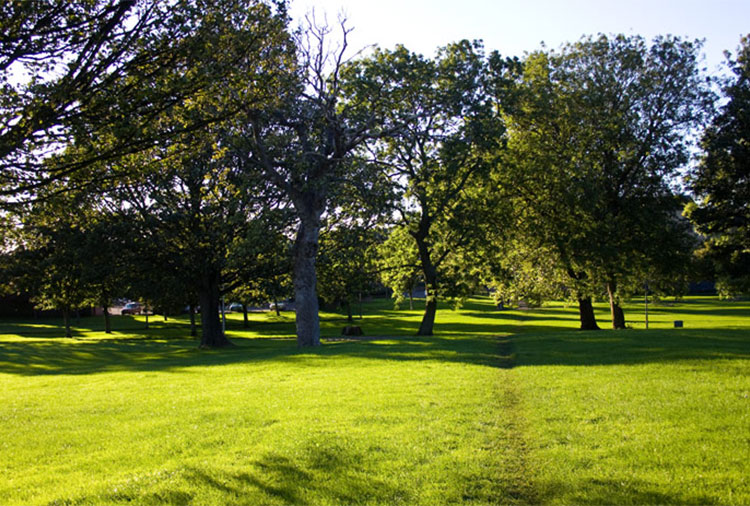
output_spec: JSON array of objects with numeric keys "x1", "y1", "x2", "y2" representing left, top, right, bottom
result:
[{"x1": 0, "y1": 296, "x2": 748, "y2": 505}]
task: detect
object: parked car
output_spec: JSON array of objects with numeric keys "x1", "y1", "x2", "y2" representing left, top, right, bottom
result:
[
  {"x1": 121, "y1": 302, "x2": 142, "y2": 315},
  {"x1": 227, "y1": 303, "x2": 244, "y2": 312}
]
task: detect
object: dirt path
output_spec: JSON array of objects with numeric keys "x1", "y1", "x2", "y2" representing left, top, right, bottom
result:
[{"x1": 496, "y1": 337, "x2": 539, "y2": 504}]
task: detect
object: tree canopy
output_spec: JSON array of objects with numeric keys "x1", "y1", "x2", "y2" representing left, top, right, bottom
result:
[
  {"x1": 1, "y1": 2, "x2": 739, "y2": 344},
  {"x1": 687, "y1": 35, "x2": 750, "y2": 296}
]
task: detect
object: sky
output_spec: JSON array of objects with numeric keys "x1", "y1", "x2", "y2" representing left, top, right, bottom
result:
[{"x1": 288, "y1": 0, "x2": 749, "y2": 75}]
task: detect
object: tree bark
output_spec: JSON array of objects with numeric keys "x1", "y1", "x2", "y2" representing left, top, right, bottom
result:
[
  {"x1": 346, "y1": 300, "x2": 353, "y2": 324},
  {"x1": 577, "y1": 296, "x2": 600, "y2": 330},
  {"x1": 415, "y1": 234, "x2": 438, "y2": 336},
  {"x1": 242, "y1": 303, "x2": 249, "y2": 329},
  {"x1": 103, "y1": 306, "x2": 111, "y2": 334},
  {"x1": 199, "y1": 272, "x2": 232, "y2": 348},
  {"x1": 606, "y1": 279, "x2": 626, "y2": 329},
  {"x1": 293, "y1": 216, "x2": 322, "y2": 347}
]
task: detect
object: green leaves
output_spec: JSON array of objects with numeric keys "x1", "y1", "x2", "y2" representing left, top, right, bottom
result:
[
  {"x1": 491, "y1": 34, "x2": 711, "y2": 315},
  {"x1": 688, "y1": 35, "x2": 750, "y2": 296}
]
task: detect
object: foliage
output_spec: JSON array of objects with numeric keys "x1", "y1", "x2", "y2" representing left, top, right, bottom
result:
[
  {"x1": 1, "y1": 0, "x2": 293, "y2": 205},
  {"x1": 377, "y1": 225, "x2": 421, "y2": 309},
  {"x1": 227, "y1": 227, "x2": 294, "y2": 312},
  {"x1": 4, "y1": 187, "x2": 132, "y2": 336},
  {"x1": 494, "y1": 34, "x2": 712, "y2": 327},
  {"x1": 317, "y1": 221, "x2": 380, "y2": 320},
  {"x1": 244, "y1": 18, "x2": 395, "y2": 347},
  {"x1": 59, "y1": 0, "x2": 296, "y2": 347},
  {"x1": 348, "y1": 40, "x2": 508, "y2": 334},
  {"x1": 687, "y1": 34, "x2": 750, "y2": 296}
]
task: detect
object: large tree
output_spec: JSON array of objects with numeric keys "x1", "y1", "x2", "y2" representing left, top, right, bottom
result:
[
  {"x1": 57, "y1": 0, "x2": 295, "y2": 347},
  {"x1": 245, "y1": 18, "x2": 392, "y2": 347},
  {"x1": 497, "y1": 35, "x2": 712, "y2": 329},
  {"x1": 347, "y1": 41, "x2": 507, "y2": 335},
  {"x1": 687, "y1": 35, "x2": 750, "y2": 295}
]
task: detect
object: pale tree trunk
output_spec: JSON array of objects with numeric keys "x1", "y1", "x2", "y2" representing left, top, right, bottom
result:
[
  {"x1": 606, "y1": 278, "x2": 626, "y2": 329},
  {"x1": 294, "y1": 216, "x2": 322, "y2": 347},
  {"x1": 577, "y1": 296, "x2": 600, "y2": 330},
  {"x1": 199, "y1": 271, "x2": 232, "y2": 348}
]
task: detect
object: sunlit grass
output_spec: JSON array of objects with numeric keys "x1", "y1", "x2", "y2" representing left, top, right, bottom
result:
[{"x1": 0, "y1": 296, "x2": 748, "y2": 504}]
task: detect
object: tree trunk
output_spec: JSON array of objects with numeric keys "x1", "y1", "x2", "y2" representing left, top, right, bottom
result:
[
  {"x1": 415, "y1": 229, "x2": 438, "y2": 336},
  {"x1": 293, "y1": 216, "x2": 322, "y2": 347},
  {"x1": 346, "y1": 300, "x2": 353, "y2": 324},
  {"x1": 577, "y1": 296, "x2": 600, "y2": 330},
  {"x1": 242, "y1": 303, "x2": 249, "y2": 328},
  {"x1": 103, "y1": 306, "x2": 111, "y2": 334},
  {"x1": 199, "y1": 272, "x2": 232, "y2": 348},
  {"x1": 63, "y1": 307, "x2": 72, "y2": 338},
  {"x1": 189, "y1": 304, "x2": 197, "y2": 337},
  {"x1": 273, "y1": 295, "x2": 281, "y2": 317},
  {"x1": 408, "y1": 285, "x2": 414, "y2": 311},
  {"x1": 606, "y1": 279, "x2": 626, "y2": 329}
]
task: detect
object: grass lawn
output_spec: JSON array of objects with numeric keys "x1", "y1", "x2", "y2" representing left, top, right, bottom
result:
[{"x1": 0, "y1": 296, "x2": 748, "y2": 505}]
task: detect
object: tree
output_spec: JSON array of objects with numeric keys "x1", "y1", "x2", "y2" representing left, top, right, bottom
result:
[
  {"x1": 317, "y1": 221, "x2": 379, "y2": 322},
  {"x1": 377, "y1": 225, "x2": 421, "y2": 310},
  {"x1": 58, "y1": 0, "x2": 295, "y2": 347},
  {"x1": 0, "y1": 0, "x2": 291, "y2": 207},
  {"x1": 8, "y1": 190, "x2": 94, "y2": 337},
  {"x1": 687, "y1": 35, "x2": 750, "y2": 295},
  {"x1": 226, "y1": 228, "x2": 293, "y2": 322},
  {"x1": 79, "y1": 214, "x2": 133, "y2": 334},
  {"x1": 496, "y1": 35, "x2": 712, "y2": 329},
  {"x1": 347, "y1": 41, "x2": 506, "y2": 335},
  {"x1": 105, "y1": 129, "x2": 290, "y2": 347},
  {"x1": 245, "y1": 17, "x2": 392, "y2": 347}
]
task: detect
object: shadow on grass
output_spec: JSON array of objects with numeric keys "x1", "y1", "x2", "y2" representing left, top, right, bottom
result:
[
  {"x1": 537, "y1": 477, "x2": 719, "y2": 506},
  {"x1": 78, "y1": 443, "x2": 409, "y2": 505},
  {"x1": 514, "y1": 327, "x2": 750, "y2": 367},
  {"x1": 1, "y1": 297, "x2": 748, "y2": 376}
]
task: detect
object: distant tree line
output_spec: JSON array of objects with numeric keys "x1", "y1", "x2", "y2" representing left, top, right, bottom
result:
[{"x1": 1, "y1": 1, "x2": 747, "y2": 346}]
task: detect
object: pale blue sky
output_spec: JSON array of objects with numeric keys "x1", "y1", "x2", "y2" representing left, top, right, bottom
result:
[{"x1": 289, "y1": 0, "x2": 749, "y2": 75}]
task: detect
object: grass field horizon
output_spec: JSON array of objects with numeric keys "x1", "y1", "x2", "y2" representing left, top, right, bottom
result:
[{"x1": 1, "y1": 296, "x2": 748, "y2": 505}]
